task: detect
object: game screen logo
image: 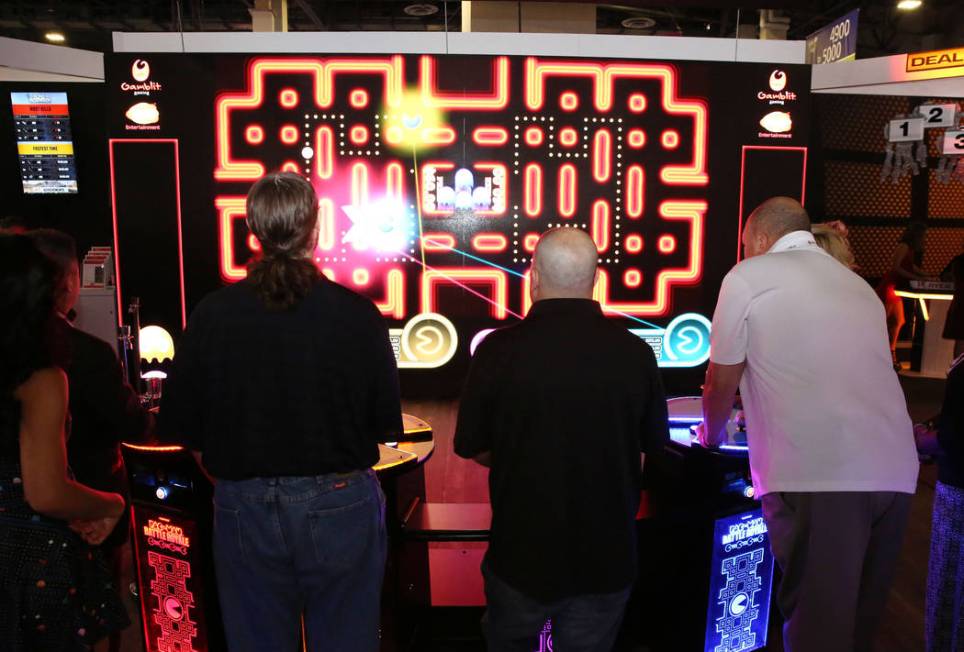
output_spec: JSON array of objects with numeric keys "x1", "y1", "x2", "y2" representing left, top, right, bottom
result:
[{"x1": 106, "y1": 54, "x2": 810, "y2": 391}]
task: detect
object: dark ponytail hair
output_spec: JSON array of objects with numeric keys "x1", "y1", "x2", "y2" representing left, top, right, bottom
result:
[
  {"x1": 245, "y1": 172, "x2": 321, "y2": 310},
  {"x1": 0, "y1": 234, "x2": 57, "y2": 397}
]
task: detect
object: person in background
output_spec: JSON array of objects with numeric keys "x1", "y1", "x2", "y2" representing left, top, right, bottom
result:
[
  {"x1": 915, "y1": 351, "x2": 964, "y2": 652},
  {"x1": 941, "y1": 247, "x2": 964, "y2": 358},
  {"x1": 877, "y1": 222, "x2": 931, "y2": 369},
  {"x1": 699, "y1": 198, "x2": 919, "y2": 652},
  {"x1": 29, "y1": 229, "x2": 152, "y2": 650},
  {"x1": 0, "y1": 234, "x2": 129, "y2": 651},
  {"x1": 812, "y1": 220, "x2": 856, "y2": 270},
  {"x1": 455, "y1": 228, "x2": 668, "y2": 652},
  {"x1": 160, "y1": 172, "x2": 401, "y2": 652}
]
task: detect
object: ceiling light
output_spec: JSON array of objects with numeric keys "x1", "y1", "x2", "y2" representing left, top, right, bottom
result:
[
  {"x1": 621, "y1": 16, "x2": 656, "y2": 30},
  {"x1": 403, "y1": 3, "x2": 439, "y2": 17},
  {"x1": 44, "y1": 32, "x2": 65, "y2": 43},
  {"x1": 896, "y1": 0, "x2": 922, "y2": 9}
]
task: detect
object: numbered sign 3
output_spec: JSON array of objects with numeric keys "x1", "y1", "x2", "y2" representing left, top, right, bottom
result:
[
  {"x1": 920, "y1": 103, "x2": 959, "y2": 129},
  {"x1": 888, "y1": 117, "x2": 925, "y2": 143},
  {"x1": 943, "y1": 130, "x2": 964, "y2": 156}
]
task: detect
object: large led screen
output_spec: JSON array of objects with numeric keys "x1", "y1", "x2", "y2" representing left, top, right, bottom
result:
[{"x1": 106, "y1": 54, "x2": 810, "y2": 391}]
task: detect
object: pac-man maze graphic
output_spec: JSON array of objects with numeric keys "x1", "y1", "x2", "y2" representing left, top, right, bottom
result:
[
  {"x1": 147, "y1": 551, "x2": 199, "y2": 652},
  {"x1": 213, "y1": 55, "x2": 709, "y2": 366}
]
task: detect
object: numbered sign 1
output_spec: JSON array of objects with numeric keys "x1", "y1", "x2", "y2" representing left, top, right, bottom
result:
[
  {"x1": 943, "y1": 130, "x2": 964, "y2": 156},
  {"x1": 888, "y1": 117, "x2": 925, "y2": 143},
  {"x1": 920, "y1": 103, "x2": 959, "y2": 129}
]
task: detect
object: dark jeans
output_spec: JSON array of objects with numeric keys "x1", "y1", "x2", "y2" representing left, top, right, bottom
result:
[
  {"x1": 761, "y1": 491, "x2": 911, "y2": 652},
  {"x1": 212, "y1": 469, "x2": 387, "y2": 652},
  {"x1": 481, "y1": 560, "x2": 631, "y2": 652}
]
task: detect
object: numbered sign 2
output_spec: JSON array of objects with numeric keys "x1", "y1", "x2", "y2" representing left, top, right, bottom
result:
[
  {"x1": 888, "y1": 117, "x2": 925, "y2": 143},
  {"x1": 920, "y1": 103, "x2": 959, "y2": 129},
  {"x1": 943, "y1": 130, "x2": 964, "y2": 156}
]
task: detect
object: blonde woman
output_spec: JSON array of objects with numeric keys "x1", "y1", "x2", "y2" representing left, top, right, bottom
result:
[{"x1": 812, "y1": 221, "x2": 856, "y2": 270}]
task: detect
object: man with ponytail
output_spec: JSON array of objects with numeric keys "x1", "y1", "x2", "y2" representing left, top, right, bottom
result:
[{"x1": 161, "y1": 172, "x2": 402, "y2": 652}]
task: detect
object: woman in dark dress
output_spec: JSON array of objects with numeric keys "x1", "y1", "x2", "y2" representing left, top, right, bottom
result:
[
  {"x1": 942, "y1": 248, "x2": 964, "y2": 358},
  {"x1": 876, "y1": 222, "x2": 931, "y2": 368},
  {"x1": 0, "y1": 234, "x2": 129, "y2": 651}
]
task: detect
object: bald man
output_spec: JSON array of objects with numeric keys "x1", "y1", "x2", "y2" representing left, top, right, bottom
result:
[
  {"x1": 455, "y1": 228, "x2": 668, "y2": 652},
  {"x1": 699, "y1": 198, "x2": 919, "y2": 652}
]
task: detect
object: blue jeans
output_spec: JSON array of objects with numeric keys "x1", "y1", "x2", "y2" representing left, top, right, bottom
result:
[
  {"x1": 481, "y1": 560, "x2": 631, "y2": 652},
  {"x1": 212, "y1": 469, "x2": 387, "y2": 652}
]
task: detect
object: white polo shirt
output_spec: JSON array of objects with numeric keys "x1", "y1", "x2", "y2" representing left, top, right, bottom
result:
[{"x1": 710, "y1": 230, "x2": 919, "y2": 496}]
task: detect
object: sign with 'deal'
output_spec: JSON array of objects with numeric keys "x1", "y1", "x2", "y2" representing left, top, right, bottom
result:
[
  {"x1": 888, "y1": 117, "x2": 925, "y2": 143},
  {"x1": 906, "y1": 47, "x2": 964, "y2": 73},
  {"x1": 943, "y1": 130, "x2": 964, "y2": 156},
  {"x1": 805, "y1": 9, "x2": 859, "y2": 65}
]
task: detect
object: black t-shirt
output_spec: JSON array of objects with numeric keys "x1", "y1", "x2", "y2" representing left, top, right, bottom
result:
[
  {"x1": 454, "y1": 298, "x2": 668, "y2": 602},
  {"x1": 159, "y1": 278, "x2": 402, "y2": 480},
  {"x1": 937, "y1": 356, "x2": 964, "y2": 488}
]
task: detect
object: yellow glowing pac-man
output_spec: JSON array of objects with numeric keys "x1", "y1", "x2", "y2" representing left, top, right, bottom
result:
[
  {"x1": 126, "y1": 102, "x2": 159, "y2": 125},
  {"x1": 760, "y1": 111, "x2": 792, "y2": 133},
  {"x1": 381, "y1": 90, "x2": 446, "y2": 151}
]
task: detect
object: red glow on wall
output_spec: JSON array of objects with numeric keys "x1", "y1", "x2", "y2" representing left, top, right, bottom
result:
[
  {"x1": 280, "y1": 161, "x2": 300, "y2": 173},
  {"x1": 315, "y1": 125, "x2": 334, "y2": 179},
  {"x1": 658, "y1": 235, "x2": 677, "y2": 254},
  {"x1": 625, "y1": 234, "x2": 643, "y2": 253},
  {"x1": 423, "y1": 233, "x2": 456, "y2": 251},
  {"x1": 593, "y1": 129, "x2": 611, "y2": 182},
  {"x1": 524, "y1": 164, "x2": 542, "y2": 218},
  {"x1": 559, "y1": 127, "x2": 579, "y2": 147},
  {"x1": 247, "y1": 233, "x2": 261, "y2": 252},
  {"x1": 421, "y1": 268, "x2": 510, "y2": 319},
  {"x1": 592, "y1": 200, "x2": 610, "y2": 252},
  {"x1": 627, "y1": 165, "x2": 645, "y2": 219},
  {"x1": 472, "y1": 233, "x2": 509, "y2": 253},
  {"x1": 624, "y1": 269, "x2": 642, "y2": 287},
  {"x1": 629, "y1": 93, "x2": 647, "y2": 112},
  {"x1": 280, "y1": 125, "x2": 299, "y2": 144},
  {"x1": 349, "y1": 88, "x2": 369, "y2": 108},
  {"x1": 279, "y1": 88, "x2": 299, "y2": 108},
  {"x1": 560, "y1": 92, "x2": 579, "y2": 111},
  {"x1": 349, "y1": 125, "x2": 370, "y2": 145},
  {"x1": 523, "y1": 233, "x2": 540, "y2": 252},
  {"x1": 244, "y1": 125, "x2": 264, "y2": 145},
  {"x1": 422, "y1": 127, "x2": 457, "y2": 145},
  {"x1": 627, "y1": 129, "x2": 645, "y2": 148},
  {"x1": 524, "y1": 127, "x2": 544, "y2": 147},
  {"x1": 472, "y1": 126, "x2": 509, "y2": 146},
  {"x1": 420, "y1": 55, "x2": 509, "y2": 110},
  {"x1": 558, "y1": 164, "x2": 577, "y2": 218}
]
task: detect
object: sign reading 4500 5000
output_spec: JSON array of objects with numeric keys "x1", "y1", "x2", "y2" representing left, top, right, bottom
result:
[{"x1": 805, "y1": 9, "x2": 859, "y2": 65}]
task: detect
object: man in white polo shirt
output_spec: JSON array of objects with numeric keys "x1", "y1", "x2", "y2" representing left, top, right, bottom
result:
[{"x1": 698, "y1": 197, "x2": 919, "y2": 652}]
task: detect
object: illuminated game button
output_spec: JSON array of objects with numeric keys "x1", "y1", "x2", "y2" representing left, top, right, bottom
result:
[
  {"x1": 349, "y1": 125, "x2": 370, "y2": 146},
  {"x1": 349, "y1": 89, "x2": 369, "y2": 108},
  {"x1": 658, "y1": 235, "x2": 676, "y2": 254},
  {"x1": 628, "y1": 93, "x2": 647, "y2": 113},
  {"x1": 155, "y1": 486, "x2": 170, "y2": 501},
  {"x1": 663, "y1": 313, "x2": 712, "y2": 367},
  {"x1": 625, "y1": 234, "x2": 644, "y2": 253},
  {"x1": 394, "y1": 313, "x2": 458, "y2": 369},
  {"x1": 279, "y1": 125, "x2": 299, "y2": 144},
  {"x1": 661, "y1": 129, "x2": 680, "y2": 150},
  {"x1": 245, "y1": 125, "x2": 264, "y2": 145}
]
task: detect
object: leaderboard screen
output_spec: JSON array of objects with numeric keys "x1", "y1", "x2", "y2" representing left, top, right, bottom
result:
[
  {"x1": 106, "y1": 54, "x2": 811, "y2": 388},
  {"x1": 11, "y1": 91, "x2": 78, "y2": 194}
]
